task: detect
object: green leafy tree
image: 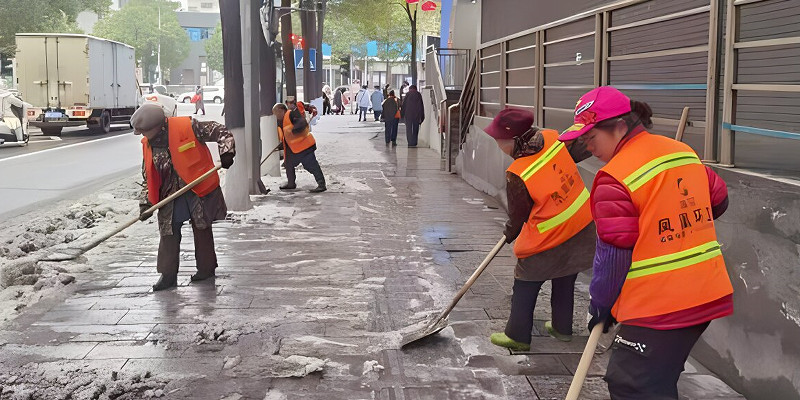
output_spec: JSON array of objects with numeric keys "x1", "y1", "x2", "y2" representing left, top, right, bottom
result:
[
  {"x1": 205, "y1": 22, "x2": 223, "y2": 74},
  {"x1": 93, "y1": 0, "x2": 189, "y2": 82},
  {"x1": 325, "y1": 0, "x2": 439, "y2": 85},
  {"x1": 0, "y1": 0, "x2": 111, "y2": 57}
]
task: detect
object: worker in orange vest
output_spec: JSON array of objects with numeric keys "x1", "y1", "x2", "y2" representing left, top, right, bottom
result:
[
  {"x1": 272, "y1": 98, "x2": 326, "y2": 193},
  {"x1": 559, "y1": 86, "x2": 733, "y2": 399},
  {"x1": 486, "y1": 108, "x2": 596, "y2": 351},
  {"x1": 131, "y1": 104, "x2": 235, "y2": 291}
]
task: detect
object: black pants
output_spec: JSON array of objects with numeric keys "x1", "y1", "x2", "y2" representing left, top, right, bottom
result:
[
  {"x1": 605, "y1": 322, "x2": 710, "y2": 399},
  {"x1": 323, "y1": 101, "x2": 331, "y2": 115},
  {"x1": 504, "y1": 274, "x2": 578, "y2": 344},
  {"x1": 384, "y1": 119, "x2": 399, "y2": 144},
  {"x1": 373, "y1": 110, "x2": 382, "y2": 121},
  {"x1": 405, "y1": 121, "x2": 420, "y2": 146},
  {"x1": 157, "y1": 221, "x2": 217, "y2": 276},
  {"x1": 286, "y1": 149, "x2": 325, "y2": 186}
]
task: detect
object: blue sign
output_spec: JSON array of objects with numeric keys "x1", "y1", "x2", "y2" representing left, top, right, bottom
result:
[{"x1": 294, "y1": 48, "x2": 316, "y2": 71}]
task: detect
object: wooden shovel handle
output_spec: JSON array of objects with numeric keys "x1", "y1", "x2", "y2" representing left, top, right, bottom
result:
[{"x1": 565, "y1": 323, "x2": 604, "y2": 400}]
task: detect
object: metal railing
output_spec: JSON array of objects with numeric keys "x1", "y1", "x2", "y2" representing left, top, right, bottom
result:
[
  {"x1": 474, "y1": 0, "x2": 800, "y2": 172},
  {"x1": 437, "y1": 48, "x2": 471, "y2": 90}
]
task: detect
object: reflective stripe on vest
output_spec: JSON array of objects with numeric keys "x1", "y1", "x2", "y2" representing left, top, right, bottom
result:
[
  {"x1": 506, "y1": 128, "x2": 592, "y2": 258},
  {"x1": 536, "y1": 187, "x2": 589, "y2": 233},
  {"x1": 623, "y1": 151, "x2": 702, "y2": 192},
  {"x1": 627, "y1": 240, "x2": 722, "y2": 279}
]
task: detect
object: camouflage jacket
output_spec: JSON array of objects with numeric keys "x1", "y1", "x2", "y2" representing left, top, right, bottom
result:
[{"x1": 139, "y1": 119, "x2": 235, "y2": 236}]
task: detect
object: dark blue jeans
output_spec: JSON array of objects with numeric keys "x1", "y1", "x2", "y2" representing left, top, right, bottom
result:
[
  {"x1": 286, "y1": 149, "x2": 325, "y2": 186},
  {"x1": 358, "y1": 107, "x2": 368, "y2": 121},
  {"x1": 384, "y1": 119, "x2": 399, "y2": 144},
  {"x1": 373, "y1": 110, "x2": 382, "y2": 121}
]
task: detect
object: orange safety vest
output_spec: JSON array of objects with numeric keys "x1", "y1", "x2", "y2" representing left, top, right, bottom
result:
[
  {"x1": 141, "y1": 116, "x2": 220, "y2": 205},
  {"x1": 598, "y1": 132, "x2": 733, "y2": 323},
  {"x1": 281, "y1": 110, "x2": 316, "y2": 154},
  {"x1": 506, "y1": 128, "x2": 593, "y2": 258}
]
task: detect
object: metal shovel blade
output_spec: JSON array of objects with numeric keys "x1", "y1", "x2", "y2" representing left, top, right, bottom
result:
[{"x1": 400, "y1": 316, "x2": 450, "y2": 347}]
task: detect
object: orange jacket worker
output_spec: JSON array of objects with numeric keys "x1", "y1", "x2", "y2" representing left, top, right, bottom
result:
[
  {"x1": 132, "y1": 104, "x2": 235, "y2": 291},
  {"x1": 559, "y1": 86, "x2": 732, "y2": 399}
]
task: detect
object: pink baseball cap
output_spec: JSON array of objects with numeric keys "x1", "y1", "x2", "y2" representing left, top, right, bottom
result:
[
  {"x1": 484, "y1": 108, "x2": 534, "y2": 140},
  {"x1": 559, "y1": 86, "x2": 632, "y2": 141}
]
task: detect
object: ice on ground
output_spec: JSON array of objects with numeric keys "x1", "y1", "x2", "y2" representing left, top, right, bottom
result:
[
  {"x1": 0, "y1": 366, "x2": 167, "y2": 400},
  {"x1": 273, "y1": 355, "x2": 327, "y2": 378},
  {"x1": 293, "y1": 335, "x2": 358, "y2": 348},
  {"x1": 361, "y1": 360, "x2": 385, "y2": 379},
  {"x1": 263, "y1": 390, "x2": 288, "y2": 400}
]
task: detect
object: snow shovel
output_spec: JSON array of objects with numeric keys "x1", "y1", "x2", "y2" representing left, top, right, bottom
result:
[
  {"x1": 565, "y1": 323, "x2": 604, "y2": 400},
  {"x1": 400, "y1": 235, "x2": 506, "y2": 347},
  {"x1": 260, "y1": 143, "x2": 282, "y2": 166},
  {"x1": 44, "y1": 165, "x2": 223, "y2": 262}
]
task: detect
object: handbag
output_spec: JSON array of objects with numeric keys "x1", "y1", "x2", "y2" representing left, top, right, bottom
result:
[
  {"x1": 191, "y1": 94, "x2": 200, "y2": 103},
  {"x1": 394, "y1": 98, "x2": 401, "y2": 119}
]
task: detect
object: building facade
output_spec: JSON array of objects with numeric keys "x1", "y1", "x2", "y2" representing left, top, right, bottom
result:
[{"x1": 170, "y1": 11, "x2": 220, "y2": 86}]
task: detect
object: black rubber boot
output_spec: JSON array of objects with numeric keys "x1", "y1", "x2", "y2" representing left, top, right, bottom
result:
[
  {"x1": 190, "y1": 271, "x2": 215, "y2": 282},
  {"x1": 279, "y1": 182, "x2": 297, "y2": 190},
  {"x1": 152, "y1": 274, "x2": 178, "y2": 291},
  {"x1": 309, "y1": 181, "x2": 327, "y2": 193}
]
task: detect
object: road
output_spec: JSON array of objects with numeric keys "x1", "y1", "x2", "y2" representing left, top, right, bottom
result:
[{"x1": 0, "y1": 103, "x2": 223, "y2": 220}]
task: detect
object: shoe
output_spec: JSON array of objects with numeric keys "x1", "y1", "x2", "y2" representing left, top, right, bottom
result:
[
  {"x1": 490, "y1": 332, "x2": 530, "y2": 351},
  {"x1": 152, "y1": 274, "x2": 177, "y2": 291},
  {"x1": 279, "y1": 182, "x2": 297, "y2": 190},
  {"x1": 545, "y1": 321, "x2": 573, "y2": 342},
  {"x1": 391, "y1": 142, "x2": 397, "y2": 147},
  {"x1": 190, "y1": 271, "x2": 215, "y2": 282},
  {"x1": 309, "y1": 184, "x2": 327, "y2": 193},
  {"x1": 386, "y1": 142, "x2": 390, "y2": 147}
]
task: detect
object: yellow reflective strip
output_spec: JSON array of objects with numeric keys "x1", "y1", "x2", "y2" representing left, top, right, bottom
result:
[
  {"x1": 627, "y1": 241, "x2": 722, "y2": 279},
  {"x1": 623, "y1": 152, "x2": 701, "y2": 192},
  {"x1": 520, "y1": 142, "x2": 565, "y2": 181},
  {"x1": 178, "y1": 141, "x2": 196, "y2": 152},
  {"x1": 536, "y1": 187, "x2": 590, "y2": 233}
]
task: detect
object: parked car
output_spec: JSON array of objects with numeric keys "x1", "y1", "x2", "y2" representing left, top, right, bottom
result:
[
  {"x1": 0, "y1": 88, "x2": 31, "y2": 146},
  {"x1": 179, "y1": 86, "x2": 224, "y2": 104}
]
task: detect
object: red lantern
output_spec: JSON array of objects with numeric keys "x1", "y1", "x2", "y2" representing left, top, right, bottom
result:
[
  {"x1": 406, "y1": 0, "x2": 420, "y2": 3},
  {"x1": 421, "y1": 1, "x2": 436, "y2": 11}
]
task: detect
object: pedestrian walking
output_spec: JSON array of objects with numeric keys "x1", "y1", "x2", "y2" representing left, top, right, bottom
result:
[
  {"x1": 382, "y1": 83, "x2": 390, "y2": 99},
  {"x1": 333, "y1": 88, "x2": 344, "y2": 115},
  {"x1": 350, "y1": 79, "x2": 361, "y2": 114},
  {"x1": 356, "y1": 85, "x2": 370, "y2": 122},
  {"x1": 400, "y1": 85, "x2": 424, "y2": 147},
  {"x1": 381, "y1": 90, "x2": 401, "y2": 146},
  {"x1": 559, "y1": 86, "x2": 733, "y2": 399},
  {"x1": 370, "y1": 85, "x2": 384, "y2": 121},
  {"x1": 483, "y1": 108, "x2": 595, "y2": 351},
  {"x1": 399, "y1": 81, "x2": 409, "y2": 102},
  {"x1": 131, "y1": 103, "x2": 235, "y2": 291},
  {"x1": 322, "y1": 92, "x2": 331, "y2": 115},
  {"x1": 275, "y1": 99, "x2": 326, "y2": 193},
  {"x1": 193, "y1": 86, "x2": 205, "y2": 115}
]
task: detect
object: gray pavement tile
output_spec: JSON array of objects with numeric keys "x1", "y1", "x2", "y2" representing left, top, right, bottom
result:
[
  {"x1": 527, "y1": 375, "x2": 610, "y2": 400},
  {"x1": 33, "y1": 309, "x2": 128, "y2": 326},
  {"x1": 448, "y1": 309, "x2": 489, "y2": 322},
  {"x1": 513, "y1": 336, "x2": 590, "y2": 355},
  {"x1": 84, "y1": 340, "x2": 187, "y2": 359},
  {"x1": 117, "y1": 308, "x2": 208, "y2": 325},
  {"x1": 677, "y1": 374, "x2": 745, "y2": 399}
]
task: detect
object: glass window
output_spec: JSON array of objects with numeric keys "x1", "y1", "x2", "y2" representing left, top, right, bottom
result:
[{"x1": 185, "y1": 27, "x2": 211, "y2": 42}]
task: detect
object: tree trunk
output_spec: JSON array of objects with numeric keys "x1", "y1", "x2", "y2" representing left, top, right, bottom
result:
[
  {"x1": 220, "y1": 0, "x2": 244, "y2": 128},
  {"x1": 410, "y1": 22, "x2": 417, "y2": 86},
  {"x1": 314, "y1": 1, "x2": 326, "y2": 96},
  {"x1": 300, "y1": 3, "x2": 312, "y2": 101},
  {"x1": 280, "y1": 0, "x2": 296, "y2": 99}
]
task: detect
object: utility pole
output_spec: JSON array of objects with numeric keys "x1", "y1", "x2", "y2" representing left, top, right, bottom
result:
[{"x1": 242, "y1": 0, "x2": 263, "y2": 195}]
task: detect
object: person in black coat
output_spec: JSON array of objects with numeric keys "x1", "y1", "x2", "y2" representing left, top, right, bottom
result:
[{"x1": 400, "y1": 85, "x2": 425, "y2": 147}]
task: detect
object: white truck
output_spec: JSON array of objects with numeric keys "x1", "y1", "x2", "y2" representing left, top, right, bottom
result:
[{"x1": 15, "y1": 33, "x2": 138, "y2": 136}]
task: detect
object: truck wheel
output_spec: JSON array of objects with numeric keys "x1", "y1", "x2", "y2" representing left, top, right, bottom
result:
[
  {"x1": 41, "y1": 127, "x2": 62, "y2": 137},
  {"x1": 214, "y1": 97, "x2": 222, "y2": 104},
  {"x1": 90, "y1": 111, "x2": 111, "y2": 134}
]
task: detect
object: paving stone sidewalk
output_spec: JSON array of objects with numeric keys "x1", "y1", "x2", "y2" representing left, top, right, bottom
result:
[{"x1": 0, "y1": 115, "x2": 744, "y2": 399}]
